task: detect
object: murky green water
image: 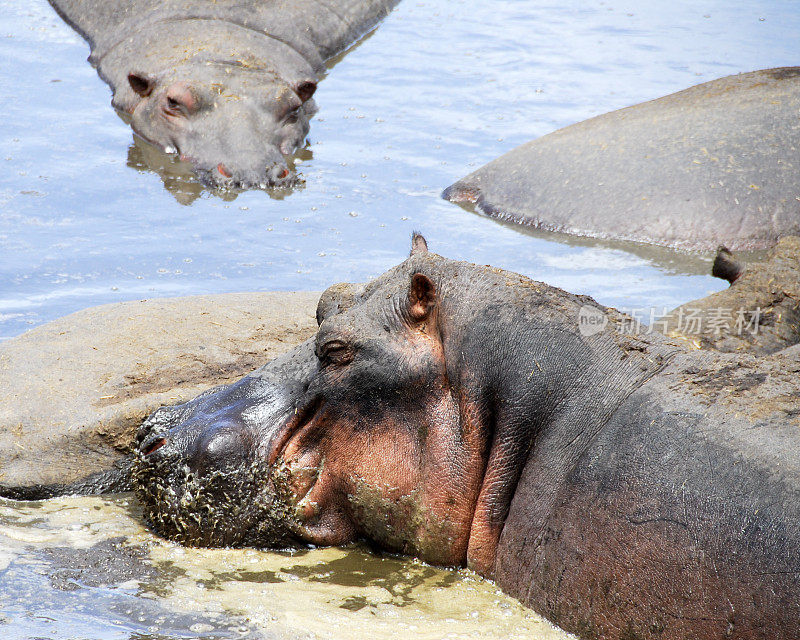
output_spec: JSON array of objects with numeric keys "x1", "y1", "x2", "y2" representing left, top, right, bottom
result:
[{"x1": 0, "y1": 496, "x2": 572, "y2": 639}]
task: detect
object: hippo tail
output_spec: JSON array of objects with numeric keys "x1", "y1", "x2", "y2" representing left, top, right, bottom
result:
[
  {"x1": 0, "y1": 456, "x2": 134, "y2": 501},
  {"x1": 711, "y1": 246, "x2": 745, "y2": 284}
]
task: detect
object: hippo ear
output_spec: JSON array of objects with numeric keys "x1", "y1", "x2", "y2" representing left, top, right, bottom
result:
[
  {"x1": 128, "y1": 73, "x2": 155, "y2": 98},
  {"x1": 408, "y1": 273, "x2": 437, "y2": 322},
  {"x1": 712, "y1": 246, "x2": 745, "y2": 284},
  {"x1": 410, "y1": 232, "x2": 429, "y2": 256},
  {"x1": 294, "y1": 79, "x2": 317, "y2": 103}
]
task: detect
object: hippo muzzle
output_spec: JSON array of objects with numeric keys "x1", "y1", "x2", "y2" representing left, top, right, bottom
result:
[
  {"x1": 127, "y1": 79, "x2": 316, "y2": 191},
  {"x1": 133, "y1": 340, "x2": 320, "y2": 548},
  {"x1": 121, "y1": 57, "x2": 318, "y2": 191}
]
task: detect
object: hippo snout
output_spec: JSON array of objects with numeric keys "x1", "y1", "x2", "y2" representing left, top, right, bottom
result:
[
  {"x1": 138, "y1": 416, "x2": 251, "y2": 471},
  {"x1": 186, "y1": 422, "x2": 254, "y2": 474},
  {"x1": 136, "y1": 405, "x2": 179, "y2": 451},
  {"x1": 202, "y1": 156, "x2": 296, "y2": 190}
]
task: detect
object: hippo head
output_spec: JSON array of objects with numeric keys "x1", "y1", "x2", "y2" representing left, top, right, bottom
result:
[
  {"x1": 96, "y1": 20, "x2": 321, "y2": 190},
  {"x1": 133, "y1": 235, "x2": 485, "y2": 566},
  {"x1": 133, "y1": 234, "x2": 653, "y2": 571},
  {"x1": 123, "y1": 66, "x2": 316, "y2": 190}
]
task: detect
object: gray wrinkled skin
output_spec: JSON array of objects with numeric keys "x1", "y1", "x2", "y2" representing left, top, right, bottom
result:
[
  {"x1": 48, "y1": 0, "x2": 400, "y2": 189},
  {"x1": 444, "y1": 67, "x2": 800, "y2": 252}
]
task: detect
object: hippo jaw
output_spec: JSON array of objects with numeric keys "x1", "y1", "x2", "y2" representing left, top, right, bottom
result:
[{"x1": 123, "y1": 65, "x2": 317, "y2": 190}]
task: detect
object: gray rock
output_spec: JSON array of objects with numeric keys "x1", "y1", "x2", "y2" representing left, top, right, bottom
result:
[
  {"x1": 662, "y1": 237, "x2": 800, "y2": 354},
  {"x1": 0, "y1": 292, "x2": 318, "y2": 487}
]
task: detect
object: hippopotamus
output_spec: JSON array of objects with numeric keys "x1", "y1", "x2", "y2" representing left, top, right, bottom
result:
[
  {"x1": 4, "y1": 235, "x2": 800, "y2": 639},
  {"x1": 443, "y1": 67, "x2": 800, "y2": 252},
  {"x1": 48, "y1": 0, "x2": 400, "y2": 188},
  {"x1": 662, "y1": 237, "x2": 800, "y2": 354}
]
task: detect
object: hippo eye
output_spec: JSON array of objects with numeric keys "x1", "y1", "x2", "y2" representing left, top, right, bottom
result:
[
  {"x1": 166, "y1": 97, "x2": 185, "y2": 116},
  {"x1": 318, "y1": 340, "x2": 353, "y2": 366},
  {"x1": 284, "y1": 108, "x2": 300, "y2": 125}
]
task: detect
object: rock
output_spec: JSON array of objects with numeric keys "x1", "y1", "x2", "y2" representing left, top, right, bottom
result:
[{"x1": 0, "y1": 292, "x2": 319, "y2": 487}]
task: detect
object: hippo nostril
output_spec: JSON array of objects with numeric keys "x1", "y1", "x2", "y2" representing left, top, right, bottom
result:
[
  {"x1": 267, "y1": 164, "x2": 292, "y2": 185},
  {"x1": 143, "y1": 437, "x2": 167, "y2": 456}
]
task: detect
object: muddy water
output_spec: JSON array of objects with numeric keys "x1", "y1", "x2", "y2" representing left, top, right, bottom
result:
[
  {"x1": 0, "y1": 496, "x2": 571, "y2": 639},
  {"x1": 1, "y1": 0, "x2": 799, "y2": 638}
]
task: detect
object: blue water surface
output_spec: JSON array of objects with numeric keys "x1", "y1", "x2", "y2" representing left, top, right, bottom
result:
[{"x1": 1, "y1": 0, "x2": 798, "y2": 338}]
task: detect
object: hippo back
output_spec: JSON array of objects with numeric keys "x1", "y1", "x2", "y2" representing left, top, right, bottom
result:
[
  {"x1": 444, "y1": 68, "x2": 800, "y2": 252},
  {"x1": 50, "y1": 0, "x2": 398, "y2": 63},
  {"x1": 496, "y1": 348, "x2": 800, "y2": 639}
]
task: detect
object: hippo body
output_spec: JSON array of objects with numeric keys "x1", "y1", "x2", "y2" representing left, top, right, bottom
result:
[
  {"x1": 49, "y1": 0, "x2": 400, "y2": 187},
  {"x1": 132, "y1": 238, "x2": 800, "y2": 639},
  {"x1": 498, "y1": 347, "x2": 800, "y2": 638},
  {"x1": 444, "y1": 68, "x2": 800, "y2": 252},
  {"x1": 4, "y1": 237, "x2": 800, "y2": 638}
]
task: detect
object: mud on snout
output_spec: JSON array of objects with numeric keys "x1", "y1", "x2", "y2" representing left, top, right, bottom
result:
[
  {"x1": 132, "y1": 437, "x2": 298, "y2": 549},
  {"x1": 131, "y1": 345, "x2": 319, "y2": 548}
]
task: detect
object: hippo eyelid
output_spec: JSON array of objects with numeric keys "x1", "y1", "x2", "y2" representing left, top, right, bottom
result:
[
  {"x1": 165, "y1": 97, "x2": 189, "y2": 117},
  {"x1": 317, "y1": 340, "x2": 353, "y2": 365},
  {"x1": 318, "y1": 339, "x2": 345, "y2": 356}
]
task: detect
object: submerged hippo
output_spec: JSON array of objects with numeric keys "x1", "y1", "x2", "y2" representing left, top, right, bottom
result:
[
  {"x1": 49, "y1": 0, "x2": 400, "y2": 188},
  {"x1": 444, "y1": 68, "x2": 800, "y2": 251},
  {"x1": 4, "y1": 235, "x2": 800, "y2": 639}
]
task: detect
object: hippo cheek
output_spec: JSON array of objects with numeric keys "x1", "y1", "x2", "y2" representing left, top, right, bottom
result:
[
  {"x1": 262, "y1": 408, "x2": 361, "y2": 547},
  {"x1": 128, "y1": 97, "x2": 179, "y2": 152}
]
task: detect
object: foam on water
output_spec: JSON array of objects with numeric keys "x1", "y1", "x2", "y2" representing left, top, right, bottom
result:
[{"x1": 0, "y1": 496, "x2": 574, "y2": 639}]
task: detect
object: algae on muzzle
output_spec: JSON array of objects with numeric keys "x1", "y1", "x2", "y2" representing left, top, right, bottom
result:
[{"x1": 132, "y1": 449, "x2": 302, "y2": 549}]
